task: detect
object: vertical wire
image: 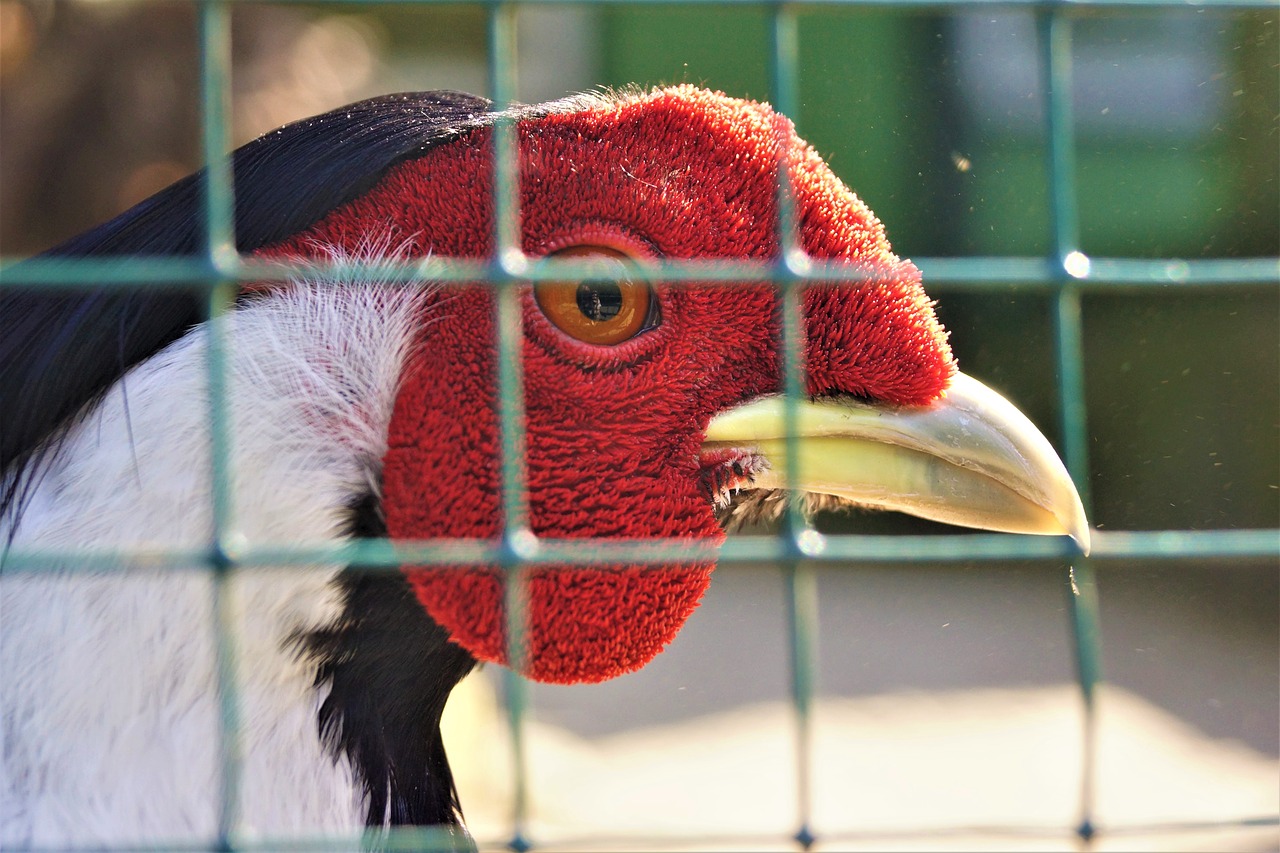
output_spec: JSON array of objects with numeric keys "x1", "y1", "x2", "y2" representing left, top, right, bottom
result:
[
  {"x1": 1039, "y1": 8, "x2": 1100, "y2": 846},
  {"x1": 488, "y1": 5, "x2": 533, "y2": 850},
  {"x1": 198, "y1": 1, "x2": 241, "y2": 849},
  {"x1": 771, "y1": 6, "x2": 818, "y2": 849}
]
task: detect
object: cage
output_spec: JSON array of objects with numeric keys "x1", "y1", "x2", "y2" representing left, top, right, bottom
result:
[{"x1": 0, "y1": 0, "x2": 1276, "y2": 850}]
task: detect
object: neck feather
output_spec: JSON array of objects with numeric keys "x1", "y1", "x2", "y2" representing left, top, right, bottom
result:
[{"x1": 1, "y1": 270, "x2": 448, "y2": 844}]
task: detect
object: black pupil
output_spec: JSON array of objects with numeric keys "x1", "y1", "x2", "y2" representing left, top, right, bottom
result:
[{"x1": 576, "y1": 281, "x2": 624, "y2": 322}]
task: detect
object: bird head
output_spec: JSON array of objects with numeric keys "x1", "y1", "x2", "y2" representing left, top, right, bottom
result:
[{"x1": 256, "y1": 86, "x2": 1087, "y2": 684}]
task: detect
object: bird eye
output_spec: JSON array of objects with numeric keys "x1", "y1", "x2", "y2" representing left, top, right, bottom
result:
[{"x1": 534, "y1": 246, "x2": 657, "y2": 346}]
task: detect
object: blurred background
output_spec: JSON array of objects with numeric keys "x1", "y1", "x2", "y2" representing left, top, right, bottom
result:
[{"x1": 1, "y1": 2, "x2": 1276, "y2": 849}]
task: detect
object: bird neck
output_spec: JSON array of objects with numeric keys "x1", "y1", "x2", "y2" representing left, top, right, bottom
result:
[
  {"x1": 301, "y1": 488, "x2": 479, "y2": 833},
  {"x1": 1, "y1": 275, "x2": 466, "y2": 842}
]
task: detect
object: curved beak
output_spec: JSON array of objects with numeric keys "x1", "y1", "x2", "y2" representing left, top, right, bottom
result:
[{"x1": 702, "y1": 372, "x2": 1090, "y2": 554}]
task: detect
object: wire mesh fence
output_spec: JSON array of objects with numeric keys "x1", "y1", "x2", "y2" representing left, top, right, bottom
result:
[{"x1": 0, "y1": 0, "x2": 1276, "y2": 850}]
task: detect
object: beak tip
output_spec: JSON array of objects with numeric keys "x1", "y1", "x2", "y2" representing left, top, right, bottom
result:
[
  {"x1": 1062, "y1": 500, "x2": 1092, "y2": 557},
  {"x1": 1072, "y1": 527, "x2": 1092, "y2": 558}
]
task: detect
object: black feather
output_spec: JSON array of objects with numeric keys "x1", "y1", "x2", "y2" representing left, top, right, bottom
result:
[
  {"x1": 305, "y1": 491, "x2": 479, "y2": 835},
  {"x1": 0, "y1": 90, "x2": 494, "y2": 528}
]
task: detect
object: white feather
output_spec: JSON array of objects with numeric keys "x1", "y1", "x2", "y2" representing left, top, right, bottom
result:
[{"x1": 1, "y1": 257, "x2": 431, "y2": 847}]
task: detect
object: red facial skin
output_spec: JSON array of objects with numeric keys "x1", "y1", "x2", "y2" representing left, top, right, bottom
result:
[{"x1": 265, "y1": 86, "x2": 954, "y2": 683}]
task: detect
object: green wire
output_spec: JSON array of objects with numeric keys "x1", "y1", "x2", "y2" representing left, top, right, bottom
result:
[
  {"x1": 197, "y1": 1, "x2": 244, "y2": 848},
  {"x1": 1038, "y1": 8, "x2": 1102, "y2": 845},
  {"x1": 769, "y1": 5, "x2": 820, "y2": 849},
  {"x1": 487, "y1": 6, "x2": 534, "y2": 851}
]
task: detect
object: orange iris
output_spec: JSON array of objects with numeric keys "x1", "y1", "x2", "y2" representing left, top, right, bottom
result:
[{"x1": 534, "y1": 246, "x2": 654, "y2": 346}]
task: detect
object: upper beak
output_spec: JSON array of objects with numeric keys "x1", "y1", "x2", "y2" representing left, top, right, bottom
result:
[{"x1": 702, "y1": 372, "x2": 1091, "y2": 554}]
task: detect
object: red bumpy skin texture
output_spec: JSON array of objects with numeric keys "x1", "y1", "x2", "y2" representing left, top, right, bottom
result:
[{"x1": 265, "y1": 85, "x2": 955, "y2": 683}]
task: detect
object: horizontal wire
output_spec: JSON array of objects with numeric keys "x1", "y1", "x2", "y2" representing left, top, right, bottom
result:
[
  {"x1": 501, "y1": 815, "x2": 1280, "y2": 851},
  {"x1": 8, "y1": 815, "x2": 1277, "y2": 853},
  {"x1": 2, "y1": 254, "x2": 1275, "y2": 289},
  {"x1": 2, "y1": 528, "x2": 1275, "y2": 573}
]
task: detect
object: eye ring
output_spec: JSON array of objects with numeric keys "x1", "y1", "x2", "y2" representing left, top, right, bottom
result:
[{"x1": 534, "y1": 246, "x2": 659, "y2": 346}]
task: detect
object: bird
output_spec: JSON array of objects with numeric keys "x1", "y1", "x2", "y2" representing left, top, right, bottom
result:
[{"x1": 0, "y1": 85, "x2": 1088, "y2": 847}]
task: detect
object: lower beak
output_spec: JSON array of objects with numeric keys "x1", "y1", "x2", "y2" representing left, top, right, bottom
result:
[{"x1": 702, "y1": 372, "x2": 1090, "y2": 554}]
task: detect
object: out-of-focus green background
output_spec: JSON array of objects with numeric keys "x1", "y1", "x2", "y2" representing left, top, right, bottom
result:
[{"x1": 1, "y1": 1, "x2": 1275, "y2": 842}]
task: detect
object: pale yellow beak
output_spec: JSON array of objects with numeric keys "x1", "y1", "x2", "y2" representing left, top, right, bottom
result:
[{"x1": 702, "y1": 372, "x2": 1091, "y2": 554}]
